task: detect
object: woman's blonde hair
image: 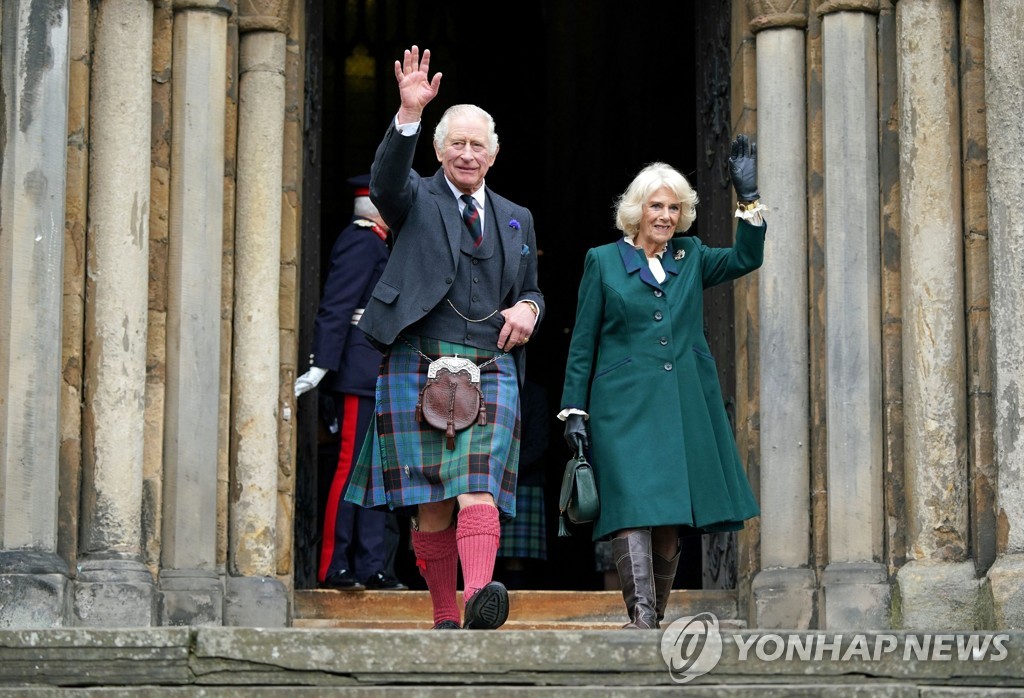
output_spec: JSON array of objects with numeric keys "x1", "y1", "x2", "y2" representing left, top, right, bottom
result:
[{"x1": 614, "y1": 162, "x2": 698, "y2": 237}]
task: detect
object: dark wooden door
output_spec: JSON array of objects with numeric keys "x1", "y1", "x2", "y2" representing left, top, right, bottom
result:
[{"x1": 693, "y1": 0, "x2": 738, "y2": 592}]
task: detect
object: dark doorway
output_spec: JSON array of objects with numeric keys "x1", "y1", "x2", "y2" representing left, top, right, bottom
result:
[{"x1": 296, "y1": 0, "x2": 737, "y2": 592}]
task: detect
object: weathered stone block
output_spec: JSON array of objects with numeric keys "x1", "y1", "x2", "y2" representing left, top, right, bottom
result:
[
  {"x1": 223, "y1": 576, "x2": 288, "y2": 627},
  {"x1": 73, "y1": 559, "x2": 155, "y2": 627},
  {"x1": 822, "y1": 562, "x2": 891, "y2": 630},
  {"x1": 0, "y1": 573, "x2": 69, "y2": 629},
  {"x1": 893, "y1": 560, "x2": 983, "y2": 630},
  {"x1": 158, "y1": 570, "x2": 223, "y2": 626},
  {"x1": 985, "y1": 554, "x2": 1024, "y2": 630},
  {"x1": 752, "y1": 567, "x2": 817, "y2": 629}
]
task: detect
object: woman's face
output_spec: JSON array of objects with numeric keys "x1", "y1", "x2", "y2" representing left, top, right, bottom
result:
[{"x1": 636, "y1": 185, "x2": 681, "y2": 250}]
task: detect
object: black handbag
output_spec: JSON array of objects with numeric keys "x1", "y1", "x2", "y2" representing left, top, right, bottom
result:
[{"x1": 557, "y1": 447, "x2": 600, "y2": 536}]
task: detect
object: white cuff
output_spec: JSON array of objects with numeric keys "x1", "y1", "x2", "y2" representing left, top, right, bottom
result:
[
  {"x1": 735, "y1": 202, "x2": 765, "y2": 226},
  {"x1": 394, "y1": 116, "x2": 420, "y2": 136},
  {"x1": 518, "y1": 300, "x2": 540, "y2": 317},
  {"x1": 557, "y1": 408, "x2": 589, "y2": 421}
]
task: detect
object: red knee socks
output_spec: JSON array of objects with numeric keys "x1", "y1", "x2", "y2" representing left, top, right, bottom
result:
[
  {"x1": 456, "y1": 503, "x2": 501, "y2": 603},
  {"x1": 411, "y1": 504, "x2": 502, "y2": 624},
  {"x1": 410, "y1": 525, "x2": 459, "y2": 625}
]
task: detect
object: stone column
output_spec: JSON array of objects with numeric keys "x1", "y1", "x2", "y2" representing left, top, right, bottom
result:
[
  {"x1": 891, "y1": 0, "x2": 981, "y2": 629},
  {"x1": 75, "y1": 0, "x2": 155, "y2": 627},
  {"x1": 225, "y1": 0, "x2": 293, "y2": 626},
  {"x1": 157, "y1": 0, "x2": 229, "y2": 626},
  {"x1": 0, "y1": 0, "x2": 72, "y2": 628},
  {"x1": 747, "y1": 0, "x2": 816, "y2": 630},
  {"x1": 819, "y1": 1, "x2": 890, "y2": 629},
  {"x1": 959, "y1": 0, "x2": 995, "y2": 584},
  {"x1": 984, "y1": 0, "x2": 1024, "y2": 629}
]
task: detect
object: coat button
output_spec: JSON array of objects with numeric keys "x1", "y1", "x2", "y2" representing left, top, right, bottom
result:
[
  {"x1": 664, "y1": 362, "x2": 673, "y2": 371},
  {"x1": 654, "y1": 311, "x2": 663, "y2": 321},
  {"x1": 422, "y1": 305, "x2": 430, "y2": 312},
  {"x1": 659, "y1": 337, "x2": 668, "y2": 346},
  {"x1": 654, "y1": 290, "x2": 663, "y2": 297},
  {"x1": 446, "y1": 277, "x2": 453, "y2": 284}
]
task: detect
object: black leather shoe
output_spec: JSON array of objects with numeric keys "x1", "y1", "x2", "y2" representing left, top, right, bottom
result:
[
  {"x1": 322, "y1": 569, "x2": 365, "y2": 591},
  {"x1": 364, "y1": 571, "x2": 408, "y2": 590},
  {"x1": 431, "y1": 619, "x2": 461, "y2": 630},
  {"x1": 463, "y1": 581, "x2": 509, "y2": 630}
]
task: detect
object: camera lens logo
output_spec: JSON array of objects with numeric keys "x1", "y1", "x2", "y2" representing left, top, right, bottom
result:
[{"x1": 660, "y1": 611, "x2": 723, "y2": 683}]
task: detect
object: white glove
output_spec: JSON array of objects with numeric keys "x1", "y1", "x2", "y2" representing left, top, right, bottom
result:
[{"x1": 294, "y1": 366, "x2": 328, "y2": 398}]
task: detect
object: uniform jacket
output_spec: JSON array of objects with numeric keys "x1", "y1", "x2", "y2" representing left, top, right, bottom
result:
[
  {"x1": 357, "y1": 122, "x2": 544, "y2": 383},
  {"x1": 309, "y1": 217, "x2": 390, "y2": 396},
  {"x1": 560, "y1": 219, "x2": 766, "y2": 539}
]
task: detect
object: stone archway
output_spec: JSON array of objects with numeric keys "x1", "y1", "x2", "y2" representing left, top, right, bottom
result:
[{"x1": 294, "y1": 0, "x2": 745, "y2": 598}]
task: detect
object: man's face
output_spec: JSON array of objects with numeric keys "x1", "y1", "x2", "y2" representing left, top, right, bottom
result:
[{"x1": 435, "y1": 113, "x2": 498, "y2": 195}]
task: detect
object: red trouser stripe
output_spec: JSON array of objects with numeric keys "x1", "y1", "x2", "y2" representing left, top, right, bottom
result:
[{"x1": 318, "y1": 393, "x2": 361, "y2": 582}]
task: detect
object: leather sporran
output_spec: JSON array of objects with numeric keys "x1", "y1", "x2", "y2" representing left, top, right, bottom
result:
[
  {"x1": 557, "y1": 449, "x2": 600, "y2": 536},
  {"x1": 415, "y1": 356, "x2": 487, "y2": 450}
]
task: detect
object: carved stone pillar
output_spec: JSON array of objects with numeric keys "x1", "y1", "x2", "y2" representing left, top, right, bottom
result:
[
  {"x1": 984, "y1": 0, "x2": 1024, "y2": 629},
  {"x1": 890, "y1": 0, "x2": 983, "y2": 630},
  {"x1": 0, "y1": 0, "x2": 73, "y2": 628},
  {"x1": 225, "y1": 0, "x2": 293, "y2": 627},
  {"x1": 157, "y1": 0, "x2": 230, "y2": 626},
  {"x1": 818, "y1": 0, "x2": 890, "y2": 629},
  {"x1": 746, "y1": 0, "x2": 816, "y2": 630},
  {"x1": 76, "y1": 0, "x2": 156, "y2": 627}
]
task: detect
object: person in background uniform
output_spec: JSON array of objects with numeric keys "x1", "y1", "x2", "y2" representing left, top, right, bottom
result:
[
  {"x1": 560, "y1": 137, "x2": 765, "y2": 629},
  {"x1": 295, "y1": 174, "x2": 407, "y2": 591},
  {"x1": 495, "y1": 379, "x2": 550, "y2": 589},
  {"x1": 344, "y1": 45, "x2": 544, "y2": 630}
]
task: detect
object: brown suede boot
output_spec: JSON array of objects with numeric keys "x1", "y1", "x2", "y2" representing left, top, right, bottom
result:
[
  {"x1": 611, "y1": 530, "x2": 658, "y2": 629},
  {"x1": 653, "y1": 547, "x2": 680, "y2": 626}
]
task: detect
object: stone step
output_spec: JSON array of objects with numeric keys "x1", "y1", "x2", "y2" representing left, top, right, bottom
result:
[
  {"x1": 4, "y1": 627, "x2": 1022, "y2": 693},
  {"x1": 293, "y1": 588, "x2": 743, "y2": 630}
]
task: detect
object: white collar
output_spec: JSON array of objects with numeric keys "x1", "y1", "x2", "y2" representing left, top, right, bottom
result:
[
  {"x1": 446, "y1": 178, "x2": 485, "y2": 208},
  {"x1": 624, "y1": 235, "x2": 667, "y2": 259}
]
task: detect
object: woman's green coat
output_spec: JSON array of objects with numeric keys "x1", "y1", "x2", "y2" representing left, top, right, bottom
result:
[{"x1": 560, "y1": 219, "x2": 766, "y2": 540}]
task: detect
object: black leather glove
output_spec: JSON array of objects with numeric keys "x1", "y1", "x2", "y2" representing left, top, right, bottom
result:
[
  {"x1": 729, "y1": 134, "x2": 760, "y2": 203},
  {"x1": 563, "y1": 414, "x2": 589, "y2": 454}
]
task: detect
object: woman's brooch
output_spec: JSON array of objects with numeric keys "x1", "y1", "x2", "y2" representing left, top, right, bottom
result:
[{"x1": 674, "y1": 249, "x2": 685, "y2": 260}]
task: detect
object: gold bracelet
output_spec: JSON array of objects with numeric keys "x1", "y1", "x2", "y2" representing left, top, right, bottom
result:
[
  {"x1": 737, "y1": 199, "x2": 760, "y2": 212},
  {"x1": 521, "y1": 300, "x2": 539, "y2": 316}
]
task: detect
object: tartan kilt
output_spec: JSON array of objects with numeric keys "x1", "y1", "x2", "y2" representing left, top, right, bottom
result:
[
  {"x1": 344, "y1": 336, "x2": 521, "y2": 518},
  {"x1": 498, "y1": 484, "x2": 547, "y2": 560}
]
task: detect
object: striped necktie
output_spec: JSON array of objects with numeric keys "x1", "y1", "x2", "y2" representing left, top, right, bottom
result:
[{"x1": 460, "y1": 194, "x2": 483, "y2": 247}]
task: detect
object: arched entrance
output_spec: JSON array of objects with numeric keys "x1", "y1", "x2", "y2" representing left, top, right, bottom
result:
[{"x1": 295, "y1": 0, "x2": 740, "y2": 593}]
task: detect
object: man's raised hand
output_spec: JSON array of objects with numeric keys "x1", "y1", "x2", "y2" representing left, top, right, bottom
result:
[{"x1": 395, "y1": 45, "x2": 442, "y2": 121}]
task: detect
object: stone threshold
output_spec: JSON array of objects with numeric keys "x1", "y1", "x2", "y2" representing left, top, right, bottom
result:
[
  {"x1": 2, "y1": 628, "x2": 1022, "y2": 692},
  {"x1": 294, "y1": 588, "x2": 742, "y2": 628}
]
